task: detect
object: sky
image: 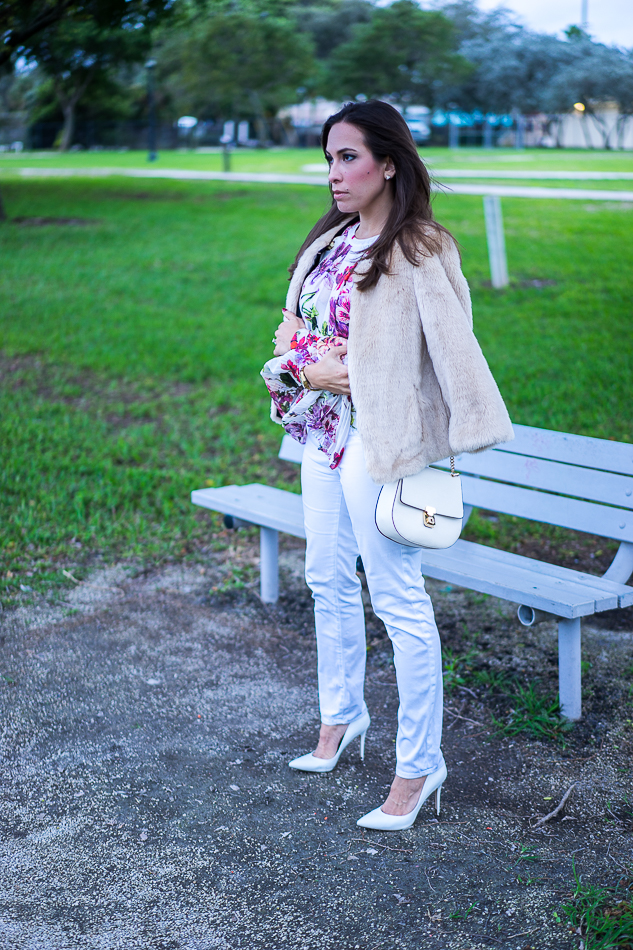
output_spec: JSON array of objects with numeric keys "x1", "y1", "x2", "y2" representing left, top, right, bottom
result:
[{"x1": 474, "y1": 0, "x2": 633, "y2": 48}]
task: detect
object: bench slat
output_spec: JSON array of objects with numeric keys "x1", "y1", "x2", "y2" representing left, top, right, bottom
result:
[
  {"x1": 191, "y1": 485, "x2": 305, "y2": 538},
  {"x1": 497, "y1": 424, "x2": 633, "y2": 476},
  {"x1": 446, "y1": 540, "x2": 633, "y2": 606},
  {"x1": 279, "y1": 428, "x2": 633, "y2": 482},
  {"x1": 434, "y1": 451, "x2": 633, "y2": 510},
  {"x1": 422, "y1": 539, "x2": 624, "y2": 610},
  {"x1": 457, "y1": 475, "x2": 633, "y2": 542},
  {"x1": 419, "y1": 541, "x2": 611, "y2": 617},
  {"x1": 279, "y1": 434, "x2": 305, "y2": 464}
]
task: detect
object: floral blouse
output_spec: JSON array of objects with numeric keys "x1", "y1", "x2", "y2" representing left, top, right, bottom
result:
[{"x1": 261, "y1": 224, "x2": 377, "y2": 469}]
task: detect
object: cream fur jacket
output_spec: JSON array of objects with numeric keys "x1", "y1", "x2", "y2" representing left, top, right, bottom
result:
[{"x1": 285, "y1": 219, "x2": 514, "y2": 484}]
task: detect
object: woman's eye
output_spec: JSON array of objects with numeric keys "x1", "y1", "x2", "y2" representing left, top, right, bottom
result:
[{"x1": 342, "y1": 153, "x2": 355, "y2": 162}]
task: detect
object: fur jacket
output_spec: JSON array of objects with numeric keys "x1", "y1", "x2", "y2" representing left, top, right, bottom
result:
[{"x1": 285, "y1": 219, "x2": 514, "y2": 484}]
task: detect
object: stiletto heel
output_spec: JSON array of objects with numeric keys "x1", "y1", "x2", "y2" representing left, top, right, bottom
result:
[
  {"x1": 288, "y1": 710, "x2": 371, "y2": 773},
  {"x1": 356, "y1": 754, "x2": 447, "y2": 831}
]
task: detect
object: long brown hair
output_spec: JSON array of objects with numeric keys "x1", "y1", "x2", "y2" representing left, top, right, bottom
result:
[{"x1": 290, "y1": 100, "x2": 454, "y2": 291}]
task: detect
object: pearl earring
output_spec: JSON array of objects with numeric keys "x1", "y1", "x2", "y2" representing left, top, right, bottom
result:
[{"x1": 385, "y1": 174, "x2": 391, "y2": 180}]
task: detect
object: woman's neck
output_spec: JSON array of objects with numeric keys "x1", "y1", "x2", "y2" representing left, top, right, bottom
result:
[{"x1": 356, "y1": 197, "x2": 394, "y2": 239}]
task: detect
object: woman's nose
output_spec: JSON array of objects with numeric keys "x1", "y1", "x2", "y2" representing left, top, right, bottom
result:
[{"x1": 328, "y1": 162, "x2": 341, "y2": 183}]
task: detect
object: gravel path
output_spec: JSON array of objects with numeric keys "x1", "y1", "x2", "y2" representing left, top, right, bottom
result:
[
  {"x1": 9, "y1": 166, "x2": 633, "y2": 201},
  {"x1": 1, "y1": 547, "x2": 631, "y2": 949}
]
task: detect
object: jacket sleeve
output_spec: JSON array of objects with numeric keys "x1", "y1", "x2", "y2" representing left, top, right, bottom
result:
[{"x1": 413, "y1": 246, "x2": 514, "y2": 455}]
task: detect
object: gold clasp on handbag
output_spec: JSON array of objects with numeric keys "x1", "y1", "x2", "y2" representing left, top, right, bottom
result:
[{"x1": 423, "y1": 506, "x2": 436, "y2": 527}]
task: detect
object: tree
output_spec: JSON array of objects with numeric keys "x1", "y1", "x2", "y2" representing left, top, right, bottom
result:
[
  {"x1": 611, "y1": 50, "x2": 633, "y2": 148},
  {"x1": 322, "y1": 0, "x2": 471, "y2": 106},
  {"x1": 28, "y1": 17, "x2": 150, "y2": 149},
  {"x1": 543, "y1": 38, "x2": 633, "y2": 149},
  {"x1": 0, "y1": 0, "x2": 172, "y2": 213},
  {"x1": 434, "y1": 0, "x2": 520, "y2": 45},
  {"x1": 157, "y1": 10, "x2": 315, "y2": 132},
  {"x1": 434, "y1": 2, "x2": 633, "y2": 149},
  {"x1": 453, "y1": 29, "x2": 574, "y2": 114},
  {"x1": 0, "y1": 0, "x2": 170, "y2": 70},
  {"x1": 292, "y1": 0, "x2": 373, "y2": 61}
]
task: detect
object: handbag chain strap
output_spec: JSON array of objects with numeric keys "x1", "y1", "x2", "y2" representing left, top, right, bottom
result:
[{"x1": 450, "y1": 456, "x2": 458, "y2": 477}]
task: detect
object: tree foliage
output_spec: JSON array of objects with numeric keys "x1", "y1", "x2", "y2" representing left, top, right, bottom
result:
[
  {"x1": 292, "y1": 0, "x2": 373, "y2": 61},
  {"x1": 543, "y1": 36, "x2": 633, "y2": 146},
  {"x1": 28, "y1": 17, "x2": 151, "y2": 148},
  {"x1": 1, "y1": 0, "x2": 174, "y2": 153},
  {"x1": 457, "y1": 30, "x2": 575, "y2": 113},
  {"x1": 321, "y1": 1, "x2": 470, "y2": 106},
  {"x1": 0, "y1": 0, "x2": 171, "y2": 69},
  {"x1": 434, "y1": 0, "x2": 633, "y2": 147},
  {"x1": 157, "y1": 9, "x2": 315, "y2": 122}
]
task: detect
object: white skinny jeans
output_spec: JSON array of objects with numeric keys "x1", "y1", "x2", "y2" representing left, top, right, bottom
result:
[{"x1": 301, "y1": 429, "x2": 444, "y2": 779}]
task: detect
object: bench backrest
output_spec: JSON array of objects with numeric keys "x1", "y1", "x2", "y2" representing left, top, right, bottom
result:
[{"x1": 279, "y1": 425, "x2": 633, "y2": 543}]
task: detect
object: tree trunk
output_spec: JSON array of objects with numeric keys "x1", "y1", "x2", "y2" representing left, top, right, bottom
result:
[
  {"x1": 55, "y1": 70, "x2": 94, "y2": 152},
  {"x1": 588, "y1": 110, "x2": 611, "y2": 149},
  {"x1": 554, "y1": 116, "x2": 564, "y2": 148},
  {"x1": 0, "y1": 185, "x2": 6, "y2": 222},
  {"x1": 616, "y1": 113, "x2": 631, "y2": 149},
  {"x1": 249, "y1": 91, "x2": 268, "y2": 145},
  {"x1": 59, "y1": 100, "x2": 76, "y2": 151},
  {"x1": 578, "y1": 112, "x2": 593, "y2": 149}
]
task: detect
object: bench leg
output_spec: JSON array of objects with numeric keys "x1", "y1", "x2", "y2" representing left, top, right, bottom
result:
[
  {"x1": 558, "y1": 618, "x2": 582, "y2": 720},
  {"x1": 260, "y1": 527, "x2": 279, "y2": 604}
]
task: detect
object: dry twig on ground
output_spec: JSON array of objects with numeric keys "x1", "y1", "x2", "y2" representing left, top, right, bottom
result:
[{"x1": 532, "y1": 783, "x2": 577, "y2": 828}]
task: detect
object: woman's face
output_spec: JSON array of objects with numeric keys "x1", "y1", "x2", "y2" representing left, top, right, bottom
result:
[{"x1": 325, "y1": 122, "x2": 394, "y2": 217}]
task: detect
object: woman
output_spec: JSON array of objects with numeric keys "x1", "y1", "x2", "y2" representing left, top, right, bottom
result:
[{"x1": 262, "y1": 100, "x2": 513, "y2": 831}]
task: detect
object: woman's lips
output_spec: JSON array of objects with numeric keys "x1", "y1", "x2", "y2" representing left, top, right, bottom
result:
[{"x1": 332, "y1": 191, "x2": 348, "y2": 200}]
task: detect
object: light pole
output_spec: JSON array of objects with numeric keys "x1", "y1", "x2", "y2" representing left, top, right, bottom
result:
[
  {"x1": 483, "y1": 116, "x2": 493, "y2": 149},
  {"x1": 448, "y1": 115, "x2": 459, "y2": 149},
  {"x1": 145, "y1": 59, "x2": 157, "y2": 162}
]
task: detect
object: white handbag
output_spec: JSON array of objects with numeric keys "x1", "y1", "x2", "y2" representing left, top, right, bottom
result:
[{"x1": 375, "y1": 458, "x2": 463, "y2": 549}]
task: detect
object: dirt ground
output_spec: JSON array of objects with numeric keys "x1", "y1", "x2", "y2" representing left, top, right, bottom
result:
[{"x1": 1, "y1": 534, "x2": 632, "y2": 950}]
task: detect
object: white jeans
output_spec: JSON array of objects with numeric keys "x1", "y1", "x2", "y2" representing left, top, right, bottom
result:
[{"x1": 301, "y1": 429, "x2": 443, "y2": 779}]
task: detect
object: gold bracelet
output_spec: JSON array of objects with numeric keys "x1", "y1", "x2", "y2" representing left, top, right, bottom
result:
[{"x1": 299, "y1": 366, "x2": 318, "y2": 391}]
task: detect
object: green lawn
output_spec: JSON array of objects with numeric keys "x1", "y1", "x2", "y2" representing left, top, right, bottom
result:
[
  {"x1": 2, "y1": 145, "x2": 633, "y2": 176},
  {"x1": 1, "y1": 175, "x2": 632, "y2": 598}
]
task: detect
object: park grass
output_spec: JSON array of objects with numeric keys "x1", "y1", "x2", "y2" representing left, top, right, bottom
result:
[
  {"x1": 2, "y1": 145, "x2": 633, "y2": 176},
  {"x1": 563, "y1": 868, "x2": 633, "y2": 950},
  {"x1": 1, "y1": 175, "x2": 632, "y2": 600}
]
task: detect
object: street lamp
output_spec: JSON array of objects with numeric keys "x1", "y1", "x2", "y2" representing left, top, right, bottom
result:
[{"x1": 145, "y1": 59, "x2": 157, "y2": 162}]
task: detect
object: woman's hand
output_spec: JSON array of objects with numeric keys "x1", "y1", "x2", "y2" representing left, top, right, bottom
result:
[
  {"x1": 273, "y1": 310, "x2": 305, "y2": 356},
  {"x1": 305, "y1": 342, "x2": 350, "y2": 395}
]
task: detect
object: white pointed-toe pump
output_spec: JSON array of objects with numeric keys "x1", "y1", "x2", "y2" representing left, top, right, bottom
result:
[
  {"x1": 356, "y1": 754, "x2": 447, "y2": 831},
  {"x1": 288, "y1": 710, "x2": 371, "y2": 774}
]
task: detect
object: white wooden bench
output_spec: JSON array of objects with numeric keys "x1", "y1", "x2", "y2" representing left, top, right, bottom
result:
[{"x1": 192, "y1": 424, "x2": 633, "y2": 720}]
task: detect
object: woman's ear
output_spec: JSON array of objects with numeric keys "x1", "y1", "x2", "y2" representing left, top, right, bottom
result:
[{"x1": 384, "y1": 157, "x2": 396, "y2": 180}]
